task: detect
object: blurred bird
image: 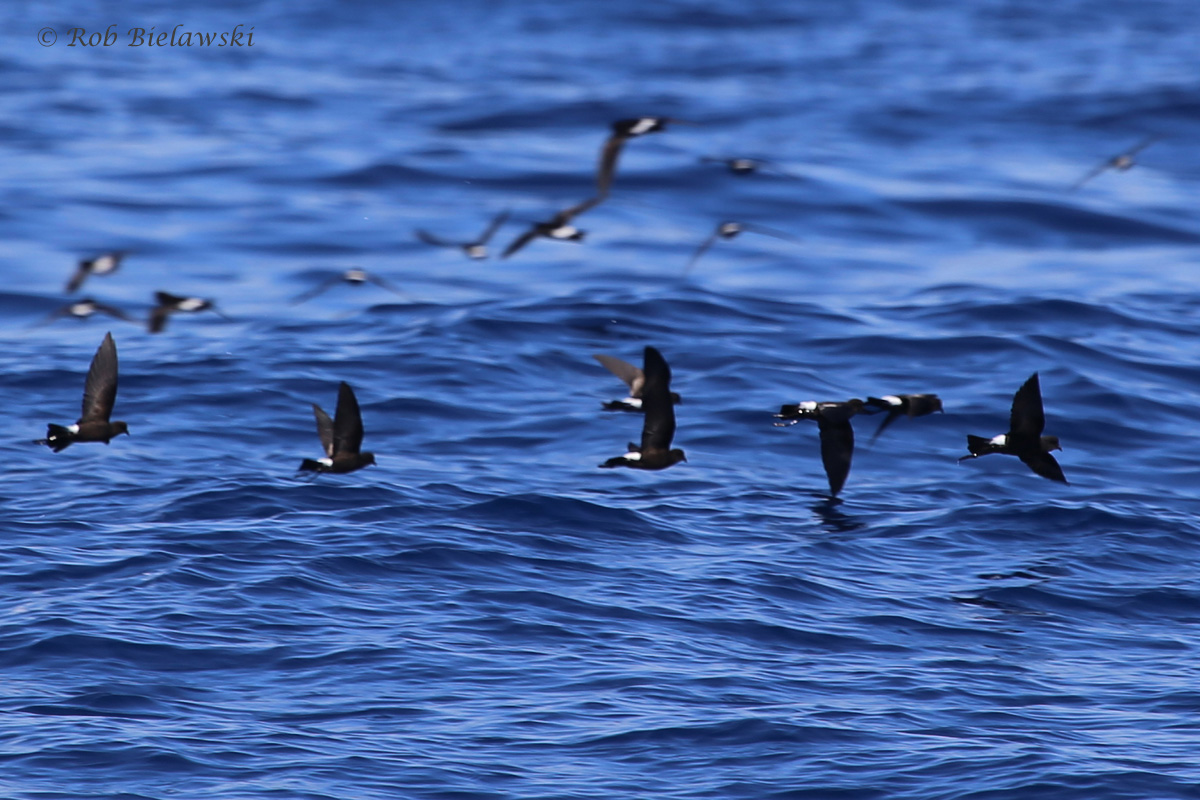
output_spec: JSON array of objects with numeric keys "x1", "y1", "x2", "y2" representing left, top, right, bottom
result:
[
  {"x1": 290, "y1": 268, "x2": 407, "y2": 305},
  {"x1": 66, "y1": 251, "x2": 126, "y2": 293},
  {"x1": 596, "y1": 116, "x2": 688, "y2": 197},
  {"x1": 774, "y1": 399, "x2": 866, "y2": 497},
  {"x1": 148, "y1": 291, "x2": 230, "y2": 333},
  {"x1": 699, "y1": 156, "x2": 796, "y2": 177},
  {"x1": 593, "y1": 353, "x2": 682, "y2": 411},
  {"x1": 684, "y1": 220, "x2": 799, "y2": 274},
  {"x1": 1070, "y1": 136, "x2": 1161, "y2": 191},
  {"x1": 501, "y1": 196, "x2": 602, "y2": 258},
  {"x1": 862, "y1": 393, "x2": 943, "y2": 444},
  {"x1": 32, "y1": 298, "x2": 135, "y2": 328},
  {"x1": 415, "y1": 211, "x2": 510, "y2": 260}
]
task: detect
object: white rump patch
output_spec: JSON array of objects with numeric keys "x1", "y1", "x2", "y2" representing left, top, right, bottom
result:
[
  {"x1": 881, "y1": 395, "x2": 902, "y2": 405},
  {"x1": 67, "y1": 424, "x2": 80, "y2": 434},
  {"x1": 318, "y1": 457, "x2": 333, "y2": 467},
  {"x1": 630, "y1": 118, "x2": 658, "y2": 135},
  {"x1": 70, "y1": 303, "x2": 94, "y2": 316},
  {"x1": 989, "y1": 435, "x2": 1007, "y2": 446},
  {"x1": 798, "y1": 401, "x2": 818, "y2": 411},
  {"x1": 549, "y1": 226, "x2": 579, "y2": 239},
  {"x1": 345, "y1": 269, "x2": 367, "y2": 282},
  {"x1": 623, "y1": 397, "x2": 642, "y2": 409},
  {"x1": 93, "y1": 255, "x2": 118, "y2": 273},
  {"x1": 623, "y1": 451, "x2": 642, "y2": 461},
  {"x1": 719, "y1": 222, "x2": 742, "y2": 237},
  {"x1": 466, "y1": 246, "x2": 487, "y2": 259},
  {"x1": 178, "y1": 298, "x2": 206, "y2": 311}
]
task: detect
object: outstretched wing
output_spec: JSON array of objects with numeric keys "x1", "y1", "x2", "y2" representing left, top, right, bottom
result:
[
  {"x1": 1009, "y1": 373, "x2": 1046, "y2": 438},
  {"x1": 312, "y1": 403, "x2": 335, "y2": 458},
  {"x1": 817, "y1": 415, "x2": 854, "y2": 497},
  {"x1": 639, "y1": 346, "x2": 676, "y2": 452},
  {"x1": 415, "y1": 229, "x2": 457, "y2": 248},
  {"x1": 80, "y1": 332, "x2": 119, "y2": 423},
  {"x1": 475, "y1": 210, "x2": 510, "y2": 244},
  {"x1": 1019, "y1": 451, "x2": 1067, "y2": 483},
  {"x1": 593, "y1": 354, "x2": 644, "y2": 392},
  {"x1": 290, "y1": 276, "x2": 342, "y2": 305},
  {"x1": 683, "y1": 231, "x2": 720, "y2": 275},
  {"x1": 332, "y1": 381, "x2": 365, "y2": 456}
]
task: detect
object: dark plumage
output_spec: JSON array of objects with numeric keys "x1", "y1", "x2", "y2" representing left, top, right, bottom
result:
[
  {"x1": 596, "y1": 116, "x2": 683, "y2": 198},
  {"x1": 66, "y1": 251, "x2": 126, "y2": 293},
  {"x1": 290, "y1": 268, "x2": 407, "y2": 305},
  {"x1": 593, "y1": 353, "x2": 682, "y2": 412},
  {"x1": 1070, "y1": 136, "x2": 1161, "y2": 191},
  {"x1": 959, "y1": 373, "x2": 1067, "y2": 483},
  {"x1": 33, "y1": 332, "x2": 129, "y2": 452},
  {"x1": 299, "y1": 381, "x2": 376, "y2": 474},
  {"x1": 684, "y1": 220, "x2": 799, "y2": 274},
  {"x1": 600, "y1": 346, "x2": 686, "y2": 470},
  {"x1": 774, "y1": 399, "x2": 865, "y2": 497},
  {"x1": 863, "y1": 393, "x2": 943, "y2": 443},
  {"x1": 501, "y1": 196, "x2": 602, "y2": 258},
  {"x1": 699, "y1": 156, "x2": 795, "y2": 177},
  {"x1": 415, "y1": 211, "x2": 510, "y2": 260},
  {"x1": 148, "y1": 291, "x2": 229, "y2": 333}
]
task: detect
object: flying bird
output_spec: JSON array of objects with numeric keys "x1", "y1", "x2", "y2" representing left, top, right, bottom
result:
[
  {"x1": 148, "y1": 291, "x2": 230, "y2": 333},
  {"x1": 593, "y1": 353, "x2": 682, "y2": 411},
  {"x1": 66, "y1": 251, "x2": 126, "y2": 293},
  {"x1": 33, "y1": 331, "x2": 129, "y2": 452},
  {"x1": 415, "y1": 211, "x2": 510, "y2": 260},
  {"x1": 699, "y1": 156, "x2": 795, "y2": 177},
  {"x1": 959, "y1": 372, "x2": 1067, "y2": 483},
  {"x1": 600, "y1": 346, "x2": 687, "y2": 470},
  {"x1": 32, "y1": 298, "x2": 136, "y2": 328},
  {"x1": 596, "y1": 116, "x2": 686, "y2": 198},
  {"x1": 501, "y1": 196, "x2": 602, "y2": 259},
  {"x1": 290, "y1": 268, "x2": 407, "y2": 305},
  {"x1": 299, "y1": 381, "x2": 376, "y2": 474},
  {"x1": 862, "y1": 393, "x2": 943, "y2": 444},
  {"x1": 684, "y1": 220, "x2": 799, "y2": 274},
  {"x1": 1070, "y1": 136, "x2": 1161, "y2": 191},
  {"x1": 774, "y1": 399, "x2": 866, "y2": 497}
]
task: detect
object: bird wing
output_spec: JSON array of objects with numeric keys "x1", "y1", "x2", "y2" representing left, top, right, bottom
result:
[
  {"x1": 593, "y1": 354, "x2": 644, "y2": 392},
  {"x1": 290, "y1": 275, "x2": 343, "y2": 305},
  {"x1": 332, "y1": 381, "x2": 365, "y2": 456},
  {"x1": 683, "y1": 231, "x2": 720, "y2": 275},
  {"x1": 65, "y1": 265, "x2": 89, "y2": 293},
  {"x1": 147, "y1": 305, "x2": 170, "y2": 333},
  {"x1": 741, "y1": 222, "x2": 801, "y2": 243},
  {"x1": 639, "y1": 346, "x2": 676, "y2": 452},
  {"x1": 1126, "y1": 135, "x2": 1161, "y2": 157},
  {"x1": 312, "y1": 403, "x2": 335, "y2": 458},
  {"x1": 817, "y1": 415, "x2": 855, "y2": 497},
  {"x1": 1019, "y1": 451, "x2": 1067, "y2": 483},
  {"x1": 93, "y1": 302, "x2": 134, "y2": 322},
  {"x1": 475, "y1": 210, "x2": 510, "y2": 244},
  {"x1": 80, "y1": 332, "x2": 118, "y2": 423},
  {"x1": 366, "y1": 273, "x2": 408, "y2": 299},
  {"x1": 1069, "y1": 160, "x2": 1110, "y2": 192},
  {"x1": 868, "y1": 410, "x2": 901, "y2": 444},
  {"x1": 1009, "y1": 373, "x2": 1046, "y2": 438},
  {"x1": 501, "y1": 226, "x2": 539, "y2": 259},
  {"x1": 595, "y1": 135, "x2": 627, "y2": 198},
  {"x1": 415, "y1": 229, "x2": 456, "y2": 247}
]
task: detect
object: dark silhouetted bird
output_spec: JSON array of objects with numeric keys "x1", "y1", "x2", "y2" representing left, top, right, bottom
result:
[
  {"x1": 415, "y1": 211, "x2": 510, "y2": 260},
  {"x1": 32, "y1": 298, "x2": 136, "y2": 328},
  {"x1": 684, "y1": 220, "x2": 799, "y2": 274},
  {"x1": 34, "y1": 331, "x2": 129, "y2": 452},
  {"x1": 959, "y1": 373, "x2": 1066, "y2": 483},
  {"x1": 775, "y1": 399, "x2": 866, "y2": 497},
  {"x1": 600, "y1": 346, "x2": 686, "y2": 470},
  {"x1": 299, "y1": 381, "x2": 376, "y2": 474},
  {"x1": 596, "y1": 117, "x2": 686, "y2": 197},
  {"x1": 501, "y1": 196, "x2": 603, "y2": 258}
]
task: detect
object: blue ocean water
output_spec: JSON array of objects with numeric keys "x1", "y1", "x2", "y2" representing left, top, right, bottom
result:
[{"x1": 2, "y1": 1, "x2": 1200, "y2": 798}]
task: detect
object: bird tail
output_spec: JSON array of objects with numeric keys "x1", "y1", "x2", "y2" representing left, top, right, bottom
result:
[
  {"x1": 960, "y1": 435, "x2": 998, "y2": 460},
  {"x1": 298, "y1": 459, "x2": 327, "y2": 473},
  {"x1": 33, "y1": 424, "x2": 74, "y2": 452}
]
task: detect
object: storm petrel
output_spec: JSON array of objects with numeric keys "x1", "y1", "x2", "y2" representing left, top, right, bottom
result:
[
  {"x1": 774, "y1": 399, "x2": 866, "y2": 497},
  {"x1": 684, "y1": 220, "x2": 799, "y2": 274},
  {"x1": 600, "y1": 346, "x2": 686, "y2": 470},
  {"x1": 1070, "y1": 136, "x2": 1161, "y2": 191},
  {"x1": 501, "y1": 196, "x2": 603, "y2": 259},
  {"x1": 299, "y1": 381, "x2": 376, "y2": 474},
  {"x1": 593, "y1": 353, "x2": 683, "y2": 412},
  {"x1": 148, "y1": 291, "x2": 230, "y2": 333},
  {"x1": 958, "y1": 372, "x2": 1066, "y2": 483},
  {"x1": 32, "y1": 298, "x2": 135, "y2": 328},
  {"x1": 415, "y1": 211, "x2": 510, "y2": 260},
  {"x1": 291, "y1": 268, "x2": 407, "y2": 305},
  {"x1": 66, "y1": 251, "x2": 126, "y2": 293},
  {"x1": 863, "y1": 393, "x2": 943, "y2": 444},
  {"x1": 595, "y1": 117, "x2": 686, "y2": 198},
  {"x1": 33, "y1": 331, "x2": 129, "y2": 452}
]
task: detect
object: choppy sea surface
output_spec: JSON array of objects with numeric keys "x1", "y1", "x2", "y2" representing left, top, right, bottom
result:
[{"x1": 2, "y1": 1, "x2": 1199, "y2": 798}]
